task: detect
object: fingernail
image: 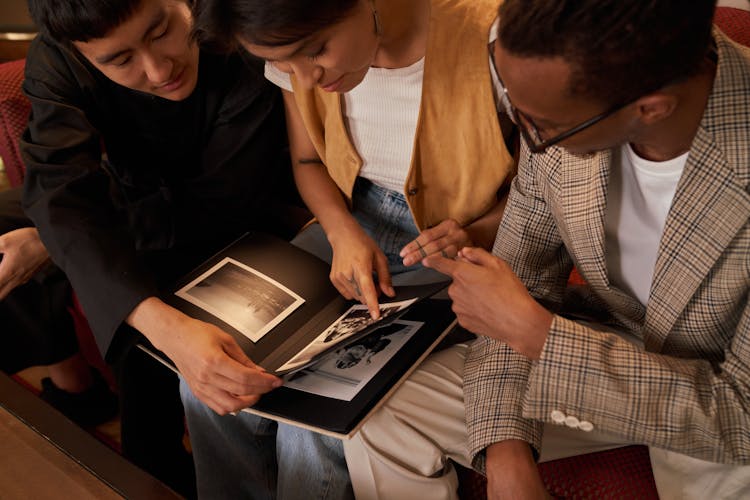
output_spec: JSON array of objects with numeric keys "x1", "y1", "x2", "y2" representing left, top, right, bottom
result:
[{"x1": 272, "y1": 379, "x2": 283, "y2": 388}]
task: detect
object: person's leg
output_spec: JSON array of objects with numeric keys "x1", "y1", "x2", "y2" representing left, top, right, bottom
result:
[
  {"x1": 276, "y1": 423, "x2": 354, "y2": 500},
  {"x1": 649, "y1": 448, "x2": 750, "y2": 500},
  {"x1": 117, "y1": 345, "x2": 196, "y2": 498},
  {"x1": 180, "y1": 377, "x2": 278, "y2": 499},
  {"x1": 343, "y1": 343, "x2": 470, "y2": 500},
  {"x1": 0, "y1": 187, "x2": 79, "y2": 373},
  {"x1": 1, "y1": 187, "x2": 118, "y2": 423}
]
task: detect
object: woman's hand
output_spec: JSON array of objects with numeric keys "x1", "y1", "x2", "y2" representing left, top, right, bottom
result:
[
  {"x1": 400, "y1": 218, "x2": 472, "y2": 267},
  {"x1": 329, "y1": 224, "x2": 395, "y2": 319}
]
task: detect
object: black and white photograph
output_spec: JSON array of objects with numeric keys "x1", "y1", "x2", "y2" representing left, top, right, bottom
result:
[
  {"x1": 276, "y1": 298, "x2": 417, "y2": 373},
  {"x1": 283, "y1": 320, "x2": 423, "y2": 401},
  {"x1": 175, "y1": 257, "x2": 304, "y2": 343}
]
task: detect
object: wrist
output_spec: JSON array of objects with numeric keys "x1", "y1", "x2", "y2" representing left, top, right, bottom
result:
[
  {"x1": 126, "y1": 297, "x2": 188, "y2": 351},
  {"x1": 512, "y1": 300, "x2": 553, "y2": 360},
  {"x1": 325, "y1": 216, "x2": 365, "y2": 248}
]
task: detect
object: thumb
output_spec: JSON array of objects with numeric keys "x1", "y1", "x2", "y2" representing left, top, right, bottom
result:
[
  {"x1": 222, "y1": 338, "x2": 259, "y2": 370},
  {"x1": 423, "y1": 253, "x2": 459, "y2": 276},
  {"x1": 457, "y1": 246, "x2": 496, "y2": 266}
]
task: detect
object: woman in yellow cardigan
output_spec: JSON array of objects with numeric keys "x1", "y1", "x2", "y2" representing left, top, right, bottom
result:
[
  {"x1": 196, "y1": 0, "x2": 515, "y2": 320},
  {"x1": 182, "y1": 0, "x2": 515, "y2": 497}
]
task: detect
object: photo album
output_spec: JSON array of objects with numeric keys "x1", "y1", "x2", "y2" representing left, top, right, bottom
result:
[{"x1": 139, "y1": 232, "x2": 457, "y2": 437}]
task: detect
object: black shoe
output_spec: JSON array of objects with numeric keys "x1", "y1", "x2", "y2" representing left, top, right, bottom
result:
[{"x1": 40, "y1": 369, "x2": 119, "y2": 427}]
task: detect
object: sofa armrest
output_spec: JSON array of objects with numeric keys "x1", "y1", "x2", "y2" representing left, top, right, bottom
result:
[{"x1": 0, "y1": 58, "x2": 29, "y2": 188}]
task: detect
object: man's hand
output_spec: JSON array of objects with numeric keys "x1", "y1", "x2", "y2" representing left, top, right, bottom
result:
[
  {"x1": 486, "y1": 441, "x2": 550, "y2": 499},
  {"x1": 127, "y1": 298, "x2": 282, "y2": 414},
  {"x1": 0, "y1": 227, "x2": 50, "y2": 300},
  {"x1": 423, "y1": 247, "x2": 553, "y2": 359}
]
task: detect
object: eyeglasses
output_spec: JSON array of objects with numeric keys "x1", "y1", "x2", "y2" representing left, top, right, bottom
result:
[
  {"x1": 489, "y1": 44, "x2": 632, "y2": 154},
  {"x1": 489, "y1": 42, "x2": 718, "y2": 154}
]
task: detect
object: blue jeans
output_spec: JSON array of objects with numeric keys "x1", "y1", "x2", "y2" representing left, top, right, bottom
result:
[
  {"x1": 181, "y1": 379, "x2": 352, "y2": 499},
  {"x1": 181, "y1": 178, "x2": 448, "y2": 499},
  {"x1": 292, "y1": 177, "x2": 449, "y2": 284}
]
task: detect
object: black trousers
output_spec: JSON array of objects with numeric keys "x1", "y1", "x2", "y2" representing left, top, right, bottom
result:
[
  {"x1": 0, "y1": 188, "x2": 78, "y2": 373},
  {"x1": 0, "y1": 187, "x2": 196, "y2": 497}
]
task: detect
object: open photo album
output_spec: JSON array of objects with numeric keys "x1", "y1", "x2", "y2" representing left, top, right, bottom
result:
[{"x1": 139, "y1": 232, "x2": 457, "y2": 437}]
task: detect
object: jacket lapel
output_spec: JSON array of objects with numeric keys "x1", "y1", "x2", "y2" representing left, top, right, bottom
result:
[
  {"x1": 643, "y1": 32, "x2": 750, "y2": 350},
  {"x1": 559, "y1": 150, "x2": 612, "y2": 291},
  {"x1": 644, "y1": 128, "x2": 750, "y2": 351}
]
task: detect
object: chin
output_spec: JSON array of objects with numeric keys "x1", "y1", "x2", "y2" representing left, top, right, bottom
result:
[{"x1": 163, "y1": 72, "x2": 198, "y2": 101}]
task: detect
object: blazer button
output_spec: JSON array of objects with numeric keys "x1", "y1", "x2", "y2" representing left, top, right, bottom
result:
[
  {"x1": 578, "y1": 420, "x2": 594, "y2": 432},
  {"x1": 550, "y1": 410, "x2": 566, "y2": 424},
  {"x1": 564, "y1": 415, "x2": 580, "y2": 428},
  {"x1": 407, "y1": 187, "x2": 419, "y2": 196}
]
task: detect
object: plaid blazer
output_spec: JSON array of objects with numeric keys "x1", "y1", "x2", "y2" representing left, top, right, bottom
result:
[{"x1": 465, "y1": 30, "x2": 750, "y2": 471}]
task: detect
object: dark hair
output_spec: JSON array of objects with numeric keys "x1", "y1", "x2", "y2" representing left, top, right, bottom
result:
[
  {"x1": 193, "y1": 0, "x2": 358, "y2": 51},
  {"x1": 497, "y1": 0, "x2": 718, "y2": 106},
  {"x1": 27, "y1": 0, "x2": 144, "y2": 43}
]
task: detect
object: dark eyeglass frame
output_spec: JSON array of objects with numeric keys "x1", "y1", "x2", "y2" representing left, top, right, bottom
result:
[
  {"x1": 489, "y1": 43, "x2": 633, "y2": 154},
  {"x1": 489, "y1": 42, "x2": 718, "y2": 154}
]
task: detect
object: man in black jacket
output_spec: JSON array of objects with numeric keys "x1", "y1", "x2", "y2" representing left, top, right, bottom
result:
[{"x1": 0, "y1": 0, "x2": 304, "y2": 494}]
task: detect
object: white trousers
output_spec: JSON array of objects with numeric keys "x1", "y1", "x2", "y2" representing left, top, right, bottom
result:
[{"x1": 343, "y1": 343, "x2": 750, "y2": 500}]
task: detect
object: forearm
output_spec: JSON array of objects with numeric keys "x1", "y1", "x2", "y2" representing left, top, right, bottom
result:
[
  {"x1": 125, "y1": 296, "x2": 189, "y2": 353},
  {"x1": 485, "y1": 440, "x2": 549, "y2": 500},
  {"x1": 292, "y1": 161, "x2": 361, "y2": 244}
]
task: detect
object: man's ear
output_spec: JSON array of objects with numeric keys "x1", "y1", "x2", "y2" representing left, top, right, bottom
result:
[{"x1": 634, "y1": 93, "x2": 678, "y2": 125}]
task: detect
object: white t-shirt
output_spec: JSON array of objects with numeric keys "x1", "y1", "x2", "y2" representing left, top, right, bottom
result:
[
  {"x1": 604, "y1": 143, "x2": 688, "y2": 306},
  {"x1": 264, "y1": 25, "x2": 501, "y2": 194}
]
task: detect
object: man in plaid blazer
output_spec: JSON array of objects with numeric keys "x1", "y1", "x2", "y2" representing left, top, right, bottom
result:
[{"x1": 342, "y1": 0, "x2": 749, "y2": 498}]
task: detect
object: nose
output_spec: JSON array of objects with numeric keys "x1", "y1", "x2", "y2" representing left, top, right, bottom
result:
[
  {"x1": 142, "y1": 51, "x2": 174, "y2": 85},
  {"x1": 287, "y1": 59, "x2": 324, "y2": 90}
]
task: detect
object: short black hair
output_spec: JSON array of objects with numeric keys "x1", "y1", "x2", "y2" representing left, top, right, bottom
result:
[
  {"x1": 27, "y1": 0, "x2": 142, "y2": 43},
  {"x1": 497, "y1": 0, "x2": 718, "y2": 106},
  {"x1": 193, "y1": 0, "x2": 358, "y2": 51}
]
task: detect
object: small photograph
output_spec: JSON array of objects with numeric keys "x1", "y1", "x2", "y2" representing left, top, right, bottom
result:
[
  {"x1": 176, "y1": 257, "x2": 304, "y2": 343},
  {"x1": 283, "y1": 320, "x2": 423, "y2": 401},
  {"x1": 276, "y1": 298, "x2": 417, "y2": 373}
]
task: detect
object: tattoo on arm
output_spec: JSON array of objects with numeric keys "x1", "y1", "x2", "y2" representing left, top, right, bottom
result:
[{"x1": 298, "y1": 158, "x2": 325, "y2": 166}]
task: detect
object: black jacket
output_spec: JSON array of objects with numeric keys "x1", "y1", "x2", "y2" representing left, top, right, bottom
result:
[{"x1": 21, "y1": 35, "x2": 295, "y2": 361}]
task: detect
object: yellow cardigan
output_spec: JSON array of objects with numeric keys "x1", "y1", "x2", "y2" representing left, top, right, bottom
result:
[{"x1": 291, "y1": 0, "x2": 513, "y2": 231}]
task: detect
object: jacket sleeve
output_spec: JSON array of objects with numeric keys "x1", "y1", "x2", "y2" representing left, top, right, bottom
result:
[
  {"x1": 465, "y1": 143, "x2": 573, "y2": 470},
  {"x1": 525, "y1": 299, "x2": 750, "y2": 465},
  {"x1": 20, "y1": 40, "x2": 158, "y2": 360}
]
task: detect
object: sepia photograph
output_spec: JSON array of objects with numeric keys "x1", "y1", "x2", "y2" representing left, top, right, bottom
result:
[
  {"x1": 283, "y1": 320, "x2": 423, "y2": 401},
  {"x1": 175, "y1": 257, "x2": 304, "y2": 343},
  {"x1": 276, "y1": 298, "x2": 417, "y2": 373}
]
